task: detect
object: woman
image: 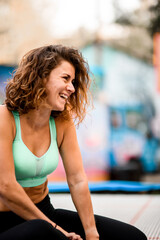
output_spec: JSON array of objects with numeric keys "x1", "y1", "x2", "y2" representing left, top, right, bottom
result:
[{"x1": 0, "y1": 45, "x2": 147, "y2": 240}]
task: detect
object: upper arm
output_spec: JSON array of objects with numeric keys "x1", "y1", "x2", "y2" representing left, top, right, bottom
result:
[
  {"x1": 57, "y1": 120, "x2": 86, "y2": 184},
  {"x1": 0, "y1": 106, "x2": 16, "y2": 184}
]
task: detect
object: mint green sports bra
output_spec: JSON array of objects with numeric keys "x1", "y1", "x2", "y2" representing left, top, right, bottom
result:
[{"x1": 12, "y1": 111, "x2": 59, "y2": 187}]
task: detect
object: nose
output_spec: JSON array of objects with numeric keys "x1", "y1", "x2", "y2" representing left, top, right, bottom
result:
[{"x1": 66, "y1": 82, "x2": 75, "y2": 93}]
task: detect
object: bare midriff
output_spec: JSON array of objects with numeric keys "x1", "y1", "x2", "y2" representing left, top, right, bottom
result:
[{"x1": 0, "y1": 180, "x2": 49, "y2": 212}]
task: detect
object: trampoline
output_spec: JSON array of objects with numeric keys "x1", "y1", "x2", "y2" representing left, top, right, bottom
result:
[{"x1": 48, "y1": 180, "x2": 160, "y2": 193}]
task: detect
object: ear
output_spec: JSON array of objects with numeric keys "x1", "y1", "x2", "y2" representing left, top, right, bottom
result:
[{"x1": 43, "y1": 77, "x2": 48, "y2": 86}]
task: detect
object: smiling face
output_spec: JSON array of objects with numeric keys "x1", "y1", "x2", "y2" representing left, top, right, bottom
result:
[{"x1": 45, "y1": 60, "x2": 75, "y2": 111}]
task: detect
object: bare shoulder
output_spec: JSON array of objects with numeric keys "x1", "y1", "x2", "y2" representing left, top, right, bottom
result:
[
  {"x1": 54, "y1": 117, "x2": 75, "y2": 131},
  {"x1": 0, "y1": 105, "x2": 14, "y2": 122},
  {"x1": 0, "y1": 105, "x2": 15, "y2": 138},
  {"x1": 54, "y1": 117, "x2": 75, "y2": 148}
]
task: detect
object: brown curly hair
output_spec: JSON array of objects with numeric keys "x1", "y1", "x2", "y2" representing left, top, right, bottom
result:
[{"x1": 5, "y1": 45, "x2": 92, "y2": 123}]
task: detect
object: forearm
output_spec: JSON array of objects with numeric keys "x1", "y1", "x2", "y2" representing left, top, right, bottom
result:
[
  {"x1": 0, "y1": 181, "x2": 54, "y2": 226},
  {"x1": 68, "y1": 176, "x2": 99, "y2": 239},
  {"x1": 0, "y1": 181, "x2": 82, "y2": 238}
]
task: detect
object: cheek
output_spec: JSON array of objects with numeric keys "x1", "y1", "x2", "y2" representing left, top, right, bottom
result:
[
  {"x1": 47, "y1": 83, "x2": 56, "y2": 93},
  {"x1": 47, "y1": 86, "x2": 60, "y2": 101}
]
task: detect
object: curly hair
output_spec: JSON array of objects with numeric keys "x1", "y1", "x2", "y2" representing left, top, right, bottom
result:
[{"x1": 5, "y1": 45, "x2": 92, "y2": 123}]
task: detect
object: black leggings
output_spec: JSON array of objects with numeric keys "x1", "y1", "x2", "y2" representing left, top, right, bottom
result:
[{"x1": 0, "y1": 195, "x2": 147, "y2": 240}]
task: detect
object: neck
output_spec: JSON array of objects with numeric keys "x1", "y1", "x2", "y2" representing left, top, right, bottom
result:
[{"x1": 21, "y1": 107, "x2": 51, "y2": 129}]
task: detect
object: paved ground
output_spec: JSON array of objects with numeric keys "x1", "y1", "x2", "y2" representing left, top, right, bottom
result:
[{"x1": 50, "y1": 193, "x2": 160, "y2": 240}]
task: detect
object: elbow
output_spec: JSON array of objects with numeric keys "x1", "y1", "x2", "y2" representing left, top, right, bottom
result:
[{"x1": 67, "y1": 173, "x2": 88, "y2": 189}]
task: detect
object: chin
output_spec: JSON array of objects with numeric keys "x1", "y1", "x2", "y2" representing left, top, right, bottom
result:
[{"x1": 53, "y1": 105, "x2": 65, "y2": 112}]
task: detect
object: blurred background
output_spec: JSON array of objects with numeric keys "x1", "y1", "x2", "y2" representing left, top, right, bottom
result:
[{"x1": 0, "y1": 0, "x2": 160, "y2": 183}]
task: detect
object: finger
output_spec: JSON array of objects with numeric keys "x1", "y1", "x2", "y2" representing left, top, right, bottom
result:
[
  {"x1": 67, "y1": 232, "x2": 76, "y2": 239},
  {"x1": 77, "y1": 236, "x2": 83, "y2": 240},
  {"x1": 67, "y1": 232, "x2": 83, "y2": 240},
  {"x1": 75, "y1": 234, "x2": 82, "y2": 240},
  {"x1": 74, "y1": 234, "x2": 82, "y2": 240}
]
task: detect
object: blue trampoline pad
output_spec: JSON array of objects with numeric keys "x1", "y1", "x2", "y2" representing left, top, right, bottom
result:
[{"x1": 48, "y1": 180, "x2": 160, "y2": 193}]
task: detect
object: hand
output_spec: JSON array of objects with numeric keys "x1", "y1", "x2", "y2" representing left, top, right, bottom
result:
[
  {"x1": 53, "y1": 224, "x2": 83, "y2": 240},
  {"x1": 66, "y1": 232, "x2": 83, "y2": 240}
]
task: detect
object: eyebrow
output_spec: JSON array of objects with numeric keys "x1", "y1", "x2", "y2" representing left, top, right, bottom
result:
[{"x1": 62, "y1": 73, "x2": 70, "y2": 77}]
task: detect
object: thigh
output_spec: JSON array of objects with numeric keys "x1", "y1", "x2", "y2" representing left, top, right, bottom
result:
[
  {"x1": 51, "y1": 208, "x2": 85, "y2": 239},
  {"x1": 0, "y1": 219, "x2": 68, "y2": 240},
  {"x1": 94, "y1": 214, "x2": 147, "y2": 240},
  {"x1": 50, "y1": 209, "x2": 147, "y2": 240}
]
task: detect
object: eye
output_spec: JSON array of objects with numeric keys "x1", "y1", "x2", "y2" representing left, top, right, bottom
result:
[
  {"x1": 72, "y1": 79, "x2": 75, "y2": 85},
  {"x1": 63, "y1": 76, "x2": 68, "y2": 81}
]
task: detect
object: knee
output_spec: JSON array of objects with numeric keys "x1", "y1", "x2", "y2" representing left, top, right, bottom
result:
[
  {"x1": 131, "y1": 226, "x2": 147, "y2": 240},
  {"x1": 138, "y1": 230, "x2": 147, "y2": 240}
]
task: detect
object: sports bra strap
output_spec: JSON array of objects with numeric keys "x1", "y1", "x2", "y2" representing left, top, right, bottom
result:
[
  {"x1": 12, "y1": 111, "x2": 21, "y2": 141},
  {"x1": 49, "y1": 116, "x2": 57, "y2": 141}
]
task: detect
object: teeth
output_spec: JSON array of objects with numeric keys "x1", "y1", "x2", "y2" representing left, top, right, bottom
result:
[{"x1": 60, "y1": 94, "x2": 68, "y2": 99}]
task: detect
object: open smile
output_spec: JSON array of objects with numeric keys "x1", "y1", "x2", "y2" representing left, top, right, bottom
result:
[{"x1": 59, "y1": 93, "x2": 69, "y2": 100}]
